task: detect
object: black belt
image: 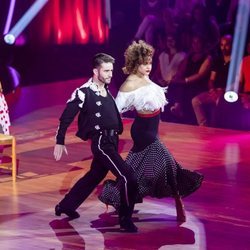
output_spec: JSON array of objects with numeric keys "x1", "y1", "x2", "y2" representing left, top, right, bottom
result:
[
  {"x1": 90, "y1": 129, "x2": 118, "y2": 139},
  {"x1": 100, "y1": 129, "x2": 118, "y2": 137}
]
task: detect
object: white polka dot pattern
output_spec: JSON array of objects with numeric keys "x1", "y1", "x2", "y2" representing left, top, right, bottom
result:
[{"x1": 99, "y1": 139, "x2": 203, "y2": 209}]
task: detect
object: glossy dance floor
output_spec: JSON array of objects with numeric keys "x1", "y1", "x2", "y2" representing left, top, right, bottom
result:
[{"x1": 0, "y1": 79, "x2": 250, "y2": 250}]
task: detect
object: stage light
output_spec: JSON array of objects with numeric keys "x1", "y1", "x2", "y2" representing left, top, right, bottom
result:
[
  {"x1": 3, "y1": 34, "x2": 16, "y2": 45},
  {"x1": 224, "y1": 91, "x2": 239, "y2": 103},
  {"x1": 224, "y1": 0, "x2": 250, "y2": 102},
  {"x1": 4, "y1": 0, "x2": 48, "y2": 45}
]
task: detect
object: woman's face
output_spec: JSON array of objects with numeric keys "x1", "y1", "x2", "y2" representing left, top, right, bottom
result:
[
  {"x1": 192, "y1": 37, "x2": 203, "y2": 53},
  {"x1": 166, "y1": 36, "x2": 176, "y2": 49},
  {"x1": 137, "y1": 58, "x2": 152, "y2": 76}
]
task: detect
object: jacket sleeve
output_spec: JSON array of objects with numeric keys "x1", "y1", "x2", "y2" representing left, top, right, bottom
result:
[{"x1": 56, "y1": 88, "x2": 86, "y2": 145}]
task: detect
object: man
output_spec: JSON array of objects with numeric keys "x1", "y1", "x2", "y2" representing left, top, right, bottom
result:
[
  {"x1": 238, "y1": 37, "x2": 250, "y2": 130},
  {"x1": 54, "y1": 53, "x2": 138, "y2": 232},
  {"x1": 192, "y1": 34, "x2": 233, "y2": 126},
  {"x1": 240, "y1": 38, "x2": 250, "y2": 108}
]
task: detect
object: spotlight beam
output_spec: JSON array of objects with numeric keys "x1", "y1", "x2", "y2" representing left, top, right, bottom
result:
[
  {"x1": 6, "y1": 0, "x2": 48, "y2": 40},
  {"x1": 3, "y1": 0, "x2": 16, "y2": 35}
]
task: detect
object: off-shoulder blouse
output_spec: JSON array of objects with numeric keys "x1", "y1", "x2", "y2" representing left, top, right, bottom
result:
[{"x1": 115, "y1": 81, "x2": 167, "y2": 113}]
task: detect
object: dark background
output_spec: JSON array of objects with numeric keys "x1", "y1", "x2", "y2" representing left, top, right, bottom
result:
[{"x1": 0, "y1": 0, "x2": 140, "y2": 92}]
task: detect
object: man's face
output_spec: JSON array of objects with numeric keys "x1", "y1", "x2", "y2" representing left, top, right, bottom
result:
[
  {"x1": 95, "y1": 62, "x2": 113, "y2": 85},
  {"x1": 220, "y1": 37, "x2": 232, "y2": 56}
]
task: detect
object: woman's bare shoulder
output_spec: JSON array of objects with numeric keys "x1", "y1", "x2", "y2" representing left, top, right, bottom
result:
[
  {"x1": 119, "y1": 76, "x2": 147, "y2": 92},
  {"x1": 119, "y1": 77, "x2": 142, "y2": 92}
]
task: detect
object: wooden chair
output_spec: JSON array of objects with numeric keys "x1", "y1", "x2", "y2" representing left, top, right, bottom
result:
[{"x1": 0, "y1": 133, "x2": 16, "y2": 182}]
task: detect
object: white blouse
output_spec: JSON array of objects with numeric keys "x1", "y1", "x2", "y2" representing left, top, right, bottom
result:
[
  {"x1": 115, "y1": 81, "x2": 167, "y2": 113},
  {"x1": 159, "y1": 51, "x2": 186, "y2": 82}
]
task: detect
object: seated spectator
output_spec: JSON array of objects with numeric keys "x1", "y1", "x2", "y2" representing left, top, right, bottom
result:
[
  {"x1": 173, "y1": 0, "x2": 206, "y2": 20},
  {"x1": 178, "y1": 3, "x2": 220, "y2": 53},
  {"x1": 192, "y1": 34, "x2": 232, "y2": 126},
  {"x1": 153, "y1": 32, "x2": 186, "y2": 121},
  {"x1": 205, "y1": 0, "x2": 231, "y2": 26},
  {"x1": 134, "y1": 0, "x2": 169, "y2": 46},
  {"x1": 153, "y1": 33, "x2": 186, "y2": 86},
  {"x1": 167, "y1": 34, "x2": 212, "y2": 124},
  {"x1": 240, "y1": 38, "x2": 250, "y2": 104},
  {"x1": 161, "y1": 7, "x2": 178, "y2": 37},
  {"x1": 239, "y1": 38, "x2": 250, "y2": 130},
  {"x1": 227, "y1": 0, "x2": 240, "y2": 26}
]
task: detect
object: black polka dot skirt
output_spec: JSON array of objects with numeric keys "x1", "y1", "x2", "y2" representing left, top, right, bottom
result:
[{"x1": 99, "y1": 138, "x2": 204, "y2": 210}]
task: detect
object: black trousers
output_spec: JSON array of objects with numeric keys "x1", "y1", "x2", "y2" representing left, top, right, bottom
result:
[{"x1": 59, "y1": 130, "x2": 137, "y2": 217}]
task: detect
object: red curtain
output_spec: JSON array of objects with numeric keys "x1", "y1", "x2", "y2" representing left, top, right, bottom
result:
[{"x1": 32, "y1": 0, "x2": 108, "y2": 44}]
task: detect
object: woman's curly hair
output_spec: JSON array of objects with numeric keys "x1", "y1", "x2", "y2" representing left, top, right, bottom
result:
[{"x1": 123, "y1": 40, "x2": 154, "y2": 74}]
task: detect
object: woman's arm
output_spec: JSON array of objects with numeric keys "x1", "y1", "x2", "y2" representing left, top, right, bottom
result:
[{"x1": 186, "y1": 55, "x2": 212, "y2": 84}]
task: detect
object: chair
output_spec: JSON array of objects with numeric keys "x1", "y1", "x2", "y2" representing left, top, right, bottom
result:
[{"x1": 0, "y1": 133, "x2": 16, "y2": 182}]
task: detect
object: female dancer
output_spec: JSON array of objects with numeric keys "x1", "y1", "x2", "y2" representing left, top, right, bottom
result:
[{"x1": 99, "y1": 40, "x2": 203, "y2": 222}]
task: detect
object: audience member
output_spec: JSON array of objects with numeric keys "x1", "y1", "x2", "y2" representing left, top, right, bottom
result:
[
  {"x1": 173, "y1": 0, "x2": 206, "y2": 20},
  {"x1": 153, "y1": 33, "x2": 186, "y2": 120},
  {"x1": 239, "y1": 38, "x2": 250, "y2": 130},
  {"x1": 178, "y1": 3, "x2": 220, "y2": 53},
  {"x1": 192, "y1": 34, "x2": 232, "y2": 127},
  {"x1": 240, "y1": 38, "x2": 250, "y2": 100},
  {"x1": 153, "y1": 33, "x2": 186, "y2": 86},
  {"x1": 167, "y1": 34, "x2": 212, "y2": 124},
  {"x1": 134, "y1": 0, "x2": 170, "y2": 46},
  {"x1": 205, "y1": 0, "x2": 231, "y2": 25},
  {"x1": 161, "y1": 7, "x2": 178, "y2": 40}
]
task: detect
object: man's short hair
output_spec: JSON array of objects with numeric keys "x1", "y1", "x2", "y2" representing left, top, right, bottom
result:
[{"x1": 92, "y1": 53, "x2": 115, "y2": 68}]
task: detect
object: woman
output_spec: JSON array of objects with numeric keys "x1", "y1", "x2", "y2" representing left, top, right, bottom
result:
[
  {"x1": 153, "y1": 32, "x2": 186, "y2": 121},
  {"x1": 154, "y1": 33, "x2": 186, "y2": 87},
  {"x1": 99, "y1": 40, "x2": 203, "y2": 222},
  {"x1": 134, "y1": 0, "x2": 168, "y2": 46},
  {"x1": 168, "y1": 34, "x2": 212, "y2": 123}
]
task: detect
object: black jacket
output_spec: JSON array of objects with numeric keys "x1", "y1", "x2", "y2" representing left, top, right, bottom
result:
[{"x1": 56, "y1": 80, "x2": 123, "y2": 144}]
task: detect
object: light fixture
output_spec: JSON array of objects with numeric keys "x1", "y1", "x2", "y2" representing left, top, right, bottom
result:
[
  {"x1": 3, "y1": 33, "x2": 16, "y2": 45},
  {"x1": 3, "y1": 0, "x2": 48, "y2": 45},
  {"x1": 224, "y1": 91, "x2": 239, "y2": 103}
]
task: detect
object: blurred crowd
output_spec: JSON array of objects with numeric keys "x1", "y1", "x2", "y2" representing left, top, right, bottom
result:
[{"x1": 134, "y1": 0, "x2": 250, "y2": 130}]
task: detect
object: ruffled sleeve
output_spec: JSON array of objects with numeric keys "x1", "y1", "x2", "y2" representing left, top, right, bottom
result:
[
  {"x1": 115, "y1": 91, "x2": 135, "y2": 113},
  {"x1": 115, "y1": 82, "x2": 168, "y2": 113}
]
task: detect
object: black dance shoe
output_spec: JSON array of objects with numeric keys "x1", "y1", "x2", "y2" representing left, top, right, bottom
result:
[
  {"x1": 119, "y1": 217, "x2": 138, "y2": 233},
  {"x1": 55, "y1": 204, "x2": 80, "y2": 219}
]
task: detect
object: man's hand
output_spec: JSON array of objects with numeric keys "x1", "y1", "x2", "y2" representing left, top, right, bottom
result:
[{"x1": 54, "y1": 144, "x2": 68, "y2": 161}]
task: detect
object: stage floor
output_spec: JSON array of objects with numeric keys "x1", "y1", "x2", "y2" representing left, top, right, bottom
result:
[{"x1": 0, "y1": 79, "x2": 250, "y2": 250}]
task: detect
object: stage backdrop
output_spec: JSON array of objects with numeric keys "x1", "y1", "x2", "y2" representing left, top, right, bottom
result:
[{"x1": 29, "y1": 0, "x2": 109, "y2": 45}]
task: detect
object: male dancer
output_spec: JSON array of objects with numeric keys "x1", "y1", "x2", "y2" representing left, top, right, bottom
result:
[{"x1": 54, "y1": 53, "x2": 138, "y2": 232}]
